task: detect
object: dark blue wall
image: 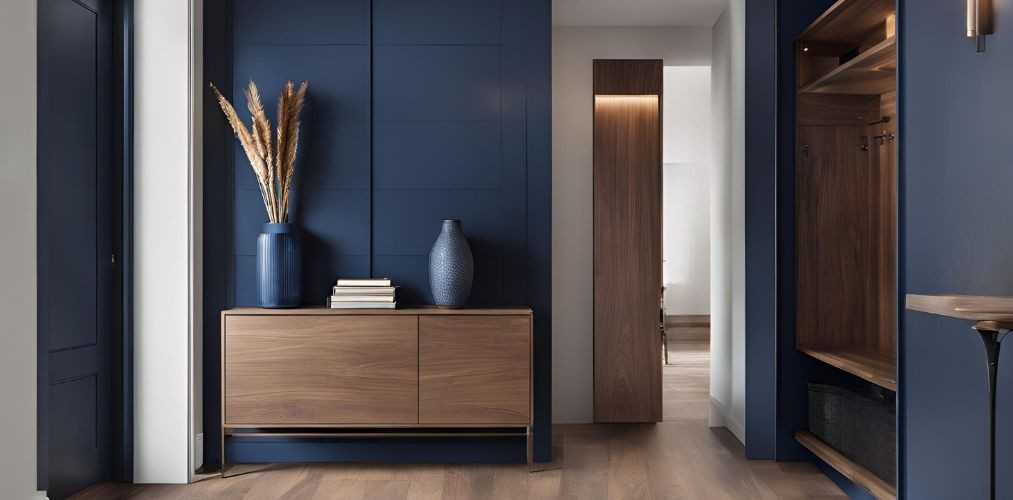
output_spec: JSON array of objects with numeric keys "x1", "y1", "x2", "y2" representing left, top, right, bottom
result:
[
  {"x1": 774, "y1": 0, "x2": 841, "y2": 465},
  {"x1": 206, "y1": 0, "x2": 552, "y2": 464},
  {"x1": 744, "y1": 0, "x2": 777, "y2": 460},
  {"x1": 744, "y1": 0, "x2": 840, "y2": 463},
  {"x1": 900, "y1": 0, "x2": 1013, "y2": 497}
]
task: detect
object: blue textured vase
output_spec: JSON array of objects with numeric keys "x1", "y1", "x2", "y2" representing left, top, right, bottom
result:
[
  {"x1": 257, "y1": 223, "x2": 301, "y2": 308},
  {"x1": 429, "y1": 219, "x2": 474, "y2": 308}
]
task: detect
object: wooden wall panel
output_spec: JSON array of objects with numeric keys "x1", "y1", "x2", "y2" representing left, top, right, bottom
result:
[
  {"x1": 418, "y1": 316, "x2": 531, "y2": 425},
  {"x1": 593, "y1": 59, "x2": 663, "y2": 422},
  {"x1": 796, "y1": 125, "x2": 873, "y2": 347},
  {"x1": 870, "y1": 91, "x2": 897, "y2": 355},
  {"x1": 593, "y1": 59, "x2": 663, "y2": 95},
  {"x1": 224, "y1": 315, "x2": 419, "y2": 425}
]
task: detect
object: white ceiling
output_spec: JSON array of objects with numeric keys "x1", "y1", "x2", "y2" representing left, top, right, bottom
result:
[{"x1": 553, "y1": 0, "x2": 727, "y2": 27}]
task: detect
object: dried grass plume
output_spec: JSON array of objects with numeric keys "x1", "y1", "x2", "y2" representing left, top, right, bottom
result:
[{"x1": 210, "y1": 80, "x2": 308, "y2": 223}]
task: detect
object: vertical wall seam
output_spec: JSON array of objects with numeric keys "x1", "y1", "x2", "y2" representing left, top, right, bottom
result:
[{"x1": 368, "y1": 0, "x2": 375, "y2": 277}]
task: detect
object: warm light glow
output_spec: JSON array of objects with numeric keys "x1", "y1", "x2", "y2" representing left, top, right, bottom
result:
[{"x1": 594, "y1": 95, "x2": 659, "y2": 105}]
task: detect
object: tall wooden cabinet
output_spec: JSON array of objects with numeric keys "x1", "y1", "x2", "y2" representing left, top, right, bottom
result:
[
  {"x1": 592, "y1": 59, "x2": 663, "y2": 423},
  {"x1": 792, "y1": 1, "x2": 898, "y2": 498},
  {"x1": 221, "y1": 307, "x2": 533, "y2": 467}
]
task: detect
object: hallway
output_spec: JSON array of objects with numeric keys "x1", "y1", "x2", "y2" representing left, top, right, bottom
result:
[{"x1": 74, "y1": 343, "x2": 845, "y2": 499}]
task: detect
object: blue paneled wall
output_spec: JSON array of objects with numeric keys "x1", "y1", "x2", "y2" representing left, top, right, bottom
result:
[
  {"x1": 900, "y1": 0, "x2": 1013, "y2": 497},
  {"x1": 230, "y1": 0, "x2": 532, "y2": 307},
  {"x1": 232, "y1": 0, "x2": 372, "y2": 305},
  {"x1": 207, "y1": 0, "x2": 552, "y2": 464}
]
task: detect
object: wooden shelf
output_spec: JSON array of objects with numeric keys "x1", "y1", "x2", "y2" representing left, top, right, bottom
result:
[
  {"x1": 907, "y1": 294, "x2": 1013, "y2": 323},
  {"x1": 798, "y1": 345, "x2": 897, "y2": 391},
  {"x1": 799, "y1": 0, "x2": 896, "y2": 43},
  {"x1": 795, "y1": 430, "x2": 896, "y2": 500},
  {"x1": 800, "y1": 36, "x2": 896, "y2": 95}
]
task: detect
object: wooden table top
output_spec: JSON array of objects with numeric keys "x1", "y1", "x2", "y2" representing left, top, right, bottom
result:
[
  {"x1": 223, "y1": 305, "x2": 533, "y2": 316},
  {"x1": 906, "y1": 294, "x2": 1013, "y2": 322}
]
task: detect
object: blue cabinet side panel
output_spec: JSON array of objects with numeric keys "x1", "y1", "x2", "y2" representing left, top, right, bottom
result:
[{"x1": 744, "y1": 0, "x2": 777, "y2": 460}]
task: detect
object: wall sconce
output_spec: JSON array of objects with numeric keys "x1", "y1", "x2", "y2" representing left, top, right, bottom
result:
[{"x1": 968, "y1": 0, "x2": 994, "y2": 52}]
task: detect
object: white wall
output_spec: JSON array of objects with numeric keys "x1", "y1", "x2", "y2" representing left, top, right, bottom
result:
[
  {"x1": 663, "y1": 66, "x2": 711, "y2": 165},
  {"x1": 709, "y1": 0, "x2": 746, "y2": 444},
  {"x1": 662, "y1": 66, "x2": 711, "y2": 316},
  {"x1": 135, "y1": 0, "x2": 198, "y2": 483},
  {"x1": 0, "y1": 2, "x2": 43, "y2": 499},
  {"x1": 552, "y1": 26, "x2": 711, "y2": 423}
]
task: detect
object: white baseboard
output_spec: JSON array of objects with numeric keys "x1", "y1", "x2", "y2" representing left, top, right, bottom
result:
[
  {"x1": 34, "y1": 491, "x2": 49, "y2": 500},
  {"x1": 709, "y1": 396, "x2": 746, "y2": 445},
  {"x1": 193, "y1": 433, "x2": 204, "y2": 471}
]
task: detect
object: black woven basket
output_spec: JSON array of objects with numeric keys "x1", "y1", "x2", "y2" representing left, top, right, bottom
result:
[
  {"x1": 808, "y1": 382, "x2": 896, "y2": 487},
  {"x1": 840, "y1": 387, "x2": 896, "y2": 486},
  {"x1": 808, "y1": 383, "x2": 844, "y2": 448}
]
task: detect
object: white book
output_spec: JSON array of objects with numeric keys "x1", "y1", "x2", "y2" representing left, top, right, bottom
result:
[
  {"x1": 336, "y1": 278, "x2": 391, "y2": 287},
  {"x1": 328, "y1": 301, "x2": 397, "y2": 309},
  {"x1": 332, "y1": 286, "x2": 396, "y2": 295},
  {"x1": 329, "y1": 295, "x2": 395, "y2": 303}
]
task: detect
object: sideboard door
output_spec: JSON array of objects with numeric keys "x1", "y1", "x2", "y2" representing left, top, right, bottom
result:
[
  {"x1": 224, "y1": 315, "x2": 419, "y2": 425},
  {"x1": 419, "y1": 316, "x2": 531, "y2": 425}
]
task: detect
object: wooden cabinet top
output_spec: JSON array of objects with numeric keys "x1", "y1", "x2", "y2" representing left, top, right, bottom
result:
[{"x1": 223, "y1": 306, "x2": 533, "y2": 317}]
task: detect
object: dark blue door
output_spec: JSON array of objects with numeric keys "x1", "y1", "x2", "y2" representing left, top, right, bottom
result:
[{"x1": 37, "y1": 0, "x2": 114, "y2": 498}]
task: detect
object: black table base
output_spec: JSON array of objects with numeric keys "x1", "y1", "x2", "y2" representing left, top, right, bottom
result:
[{"x1": 974, "y1": 321, "x2": 1009, "y2": 500}]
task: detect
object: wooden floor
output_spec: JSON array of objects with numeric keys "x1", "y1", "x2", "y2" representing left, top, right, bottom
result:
[
  {"x1": 663, "y1": 340, "x2": 710, "y2": 422},
  {"x1": 74, "y1": 339, "x2": 844, "y2": 500}
]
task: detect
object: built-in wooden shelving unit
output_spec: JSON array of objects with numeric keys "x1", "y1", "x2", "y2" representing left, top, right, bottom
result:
[
  {"x1": 797, "y1": 345, "x2": 896, "y2": 391},
  {"x1": 792, "y1": 0, "x2": 899, "y2": 496},
  {"x1": 795, "y1": 431, "x2": 897, "y2": 500}
]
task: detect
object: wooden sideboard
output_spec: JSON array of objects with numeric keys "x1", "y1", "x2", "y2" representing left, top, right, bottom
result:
[{"x1": 220, "y1": 306, "x2": 533, "y2": 467}]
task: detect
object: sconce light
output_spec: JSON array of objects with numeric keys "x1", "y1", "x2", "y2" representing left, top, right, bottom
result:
[{"x1": 967, "y1": 0, "x2": 994, "y2": 52}]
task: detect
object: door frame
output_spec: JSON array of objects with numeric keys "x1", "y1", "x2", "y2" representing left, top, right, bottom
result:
[{"x1": 36, "y1": 0, "x2": 134, "y2": 490}]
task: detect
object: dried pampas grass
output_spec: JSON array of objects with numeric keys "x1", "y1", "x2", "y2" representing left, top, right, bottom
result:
[{"x1": 210, "y1": 80, "x2": 308, "y2": 223}]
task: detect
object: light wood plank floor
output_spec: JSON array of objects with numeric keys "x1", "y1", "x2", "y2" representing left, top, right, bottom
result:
[{"x1": 74, "y1": 339, "x2": 844, "y2": 499}]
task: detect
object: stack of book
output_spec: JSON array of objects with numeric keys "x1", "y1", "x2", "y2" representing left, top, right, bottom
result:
[{"x1": 328, "y1": 278, "x2": 397, "y2": 309}]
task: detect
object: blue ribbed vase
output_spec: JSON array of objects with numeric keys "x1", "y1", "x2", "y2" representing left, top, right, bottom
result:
[
  {"x1": 257, "y1": 223, "x2": 301, "y2": 308},
  {"x1": 429, "y1": 219, "x2": 473, "y2": 308}
]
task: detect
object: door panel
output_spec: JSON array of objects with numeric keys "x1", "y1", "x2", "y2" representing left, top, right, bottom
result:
[
  {"x1": 419, "y1": 316, "x2": 531, "y2": 425},
  {"x1": 38, "y1": 0, "x2": 113, "y2": 498},
  {"x1": 47, "y1": 0, "x2": 100, "y2": 351},
  {"x1": 224, "y1": 315, "x2": 419, "y2": 425}
]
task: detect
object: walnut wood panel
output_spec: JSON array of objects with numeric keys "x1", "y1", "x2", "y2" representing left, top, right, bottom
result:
[
  {"x1": 869, "y1": 109, "x2": 897, "y2": 355},
  {"x1": 224, "y1": 315, "x2": 419, "y2": 425},
  {"x1": 797, "y1": 94, "x2": 878, "y2": 126},
  {"x1": 418, "y1": 316, "x2": 531, "y2": 425},
  {"x1": 593, "y1": 68, "x2": 662, "y2": 422},
  {"x1": 593, "y1": 59, "x2": 662, "y2": 95},
  {"x1": 796, "y1": 125, "x2": 874, "y2": 348}
]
